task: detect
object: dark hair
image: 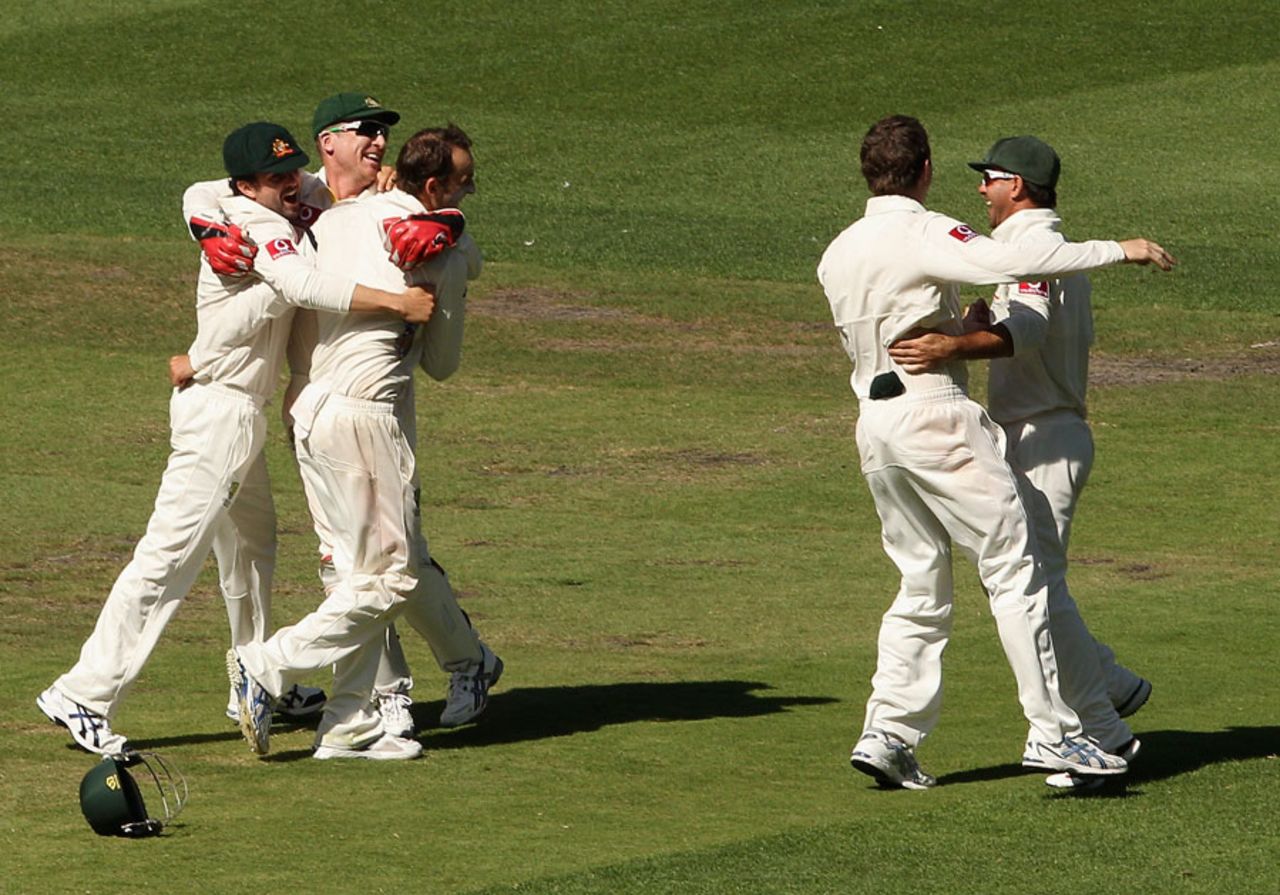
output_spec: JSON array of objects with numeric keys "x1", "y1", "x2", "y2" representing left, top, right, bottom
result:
[
  {"x1": 860, "y1": 115, "x2": 930, "y2": 196},
  {"x1": 395, "y1": 124, "x2": 472, "y2": 198},
  {"x1": 1024, "y1": 179, "x2": 1057, "y2": 209}
]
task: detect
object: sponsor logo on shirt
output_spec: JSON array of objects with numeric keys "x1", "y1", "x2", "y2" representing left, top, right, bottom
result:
[
  {"x1": 265, "y1": 237, "x2": 297, "y2": 259},
  {"x1": 297, "y1": 204, "x2": 324, "y2": 228},
  {"x1": 1018, "y1": 281, "x2": 1050, "y2": 298},
  {"x1": 949, "y1": 224, "x2": 979, "y2": 243}
]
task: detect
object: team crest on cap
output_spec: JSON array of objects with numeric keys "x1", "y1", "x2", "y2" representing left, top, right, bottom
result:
[
  {"x1": 949, "y1": 224, "x2": 979, "y2": 243},
  {"x1": 271, "y1": 138, "x2": 296, "y2": 158},
  {"x1": 1018, "y1": 281, "x2": 1050, "y2": 298},
  {"x1": 364, "y1": 96, "x2": 380, "y2": 108}
]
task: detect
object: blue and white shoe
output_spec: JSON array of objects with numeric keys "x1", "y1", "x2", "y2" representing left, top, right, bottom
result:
[
  {"x1": 1023, "y1": 736, "x2": 1127, "y2": 776},
  {"x1": 1044, "y1": 737, "x2": 1140, "y2": 790},
  {"x1": 440, "y1": 642, "x2": 504, "y2": 727},
  {"x1": 37, "y1": 686, "x2": 129, "y2": 756},
  {"x1": 227, "y1": 683, "x2": 327, "y2": 723},
  {"x1": 226, "y1": 648, "x2": 272, "y2": 755},
  {"x1": 850, "y1": 729, "x2": 936, "y2": 790}
]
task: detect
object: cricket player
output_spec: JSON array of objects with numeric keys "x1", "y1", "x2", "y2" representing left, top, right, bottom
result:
[
  {"x1": 227, "y1": 123, "x2": 494, "y2": 760},
  {"x1": 886, "y1": 135, "x2": 1153, "y2": 777},
  {"x1": 183, "y1": 94, "x2": 501, "y2": 738},
  {"x1": 816, "y1": 115, "x2": 1175, "y2": 789},
  {"x1": 37, "y1": 122, "x2": 436, "y2": 755}
]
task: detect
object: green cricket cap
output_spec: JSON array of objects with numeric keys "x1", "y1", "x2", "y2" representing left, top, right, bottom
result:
[
  {"x1": 222, "y1": 122, "x2": 309, "y2": 179},
  {"x1": 312, "y1": 92, "x2": 401, "y2": 137},
  {"x1": 968, "y1": 135, "x2": 1061, "y2": 189}
]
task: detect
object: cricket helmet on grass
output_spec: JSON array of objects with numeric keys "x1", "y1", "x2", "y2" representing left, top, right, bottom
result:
[{"x1": 79, "y1": 751, "x2": 188, "y2": 838}]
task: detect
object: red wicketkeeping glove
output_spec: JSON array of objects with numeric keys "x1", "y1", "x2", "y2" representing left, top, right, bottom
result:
[
  {"x1": 189, "y1": 215, "x2": 257, "y2": 276},
  {"x1": 381, "y1": 209, "x2": 466, "y2": 270}
]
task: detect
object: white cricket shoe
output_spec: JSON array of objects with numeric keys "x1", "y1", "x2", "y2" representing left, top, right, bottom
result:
[
  {"x1": 1115, "y1": 678, "x2": 1152, "y2": 719},
  {"x1": 226, "y1": 648, "x2": 272, "y2": 755},
  {"x1": 36, "y1": 686, "x2": 129, "y2": 756},
  {"x1": 276, "y1": 683, "x2": 327, "y2": 718},
  {"x1": 440, "y1": 642, "x2": 504, "y2": 727},
  {"x1": 227, "y1": 682, "x2": 328, "y2": 723},
  {"x1": 1044, "y1": 771, "x2": 1107, "y2": 791},
  {"x1": 849, "y1": 729, "x2": 936, "y2": 790},
  {"x1": 377, "y1": 689, "x2": 415, "y2": 738},
  {"x1": 313, "y1": 733, "x2": 423, "y2": 761},
  {"x1": 1022, "y1": 736, "x2": 1127, "y2": 776},
  {"x1": 1044, "y1": 737, "x2": 1141, "y2": 790}
]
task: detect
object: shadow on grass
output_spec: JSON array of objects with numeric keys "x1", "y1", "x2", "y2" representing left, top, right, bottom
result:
[
  {"x1": 416, "y1": 680, "x2": 837, "y2": 750},
  {"x1": 935, "y1": 725, "x2": 1280, "y2": 794},
  {"x1": 129, "y1": 716, "x2": 319, "y2": 753},
  {"x1": 124, "y1": 680, "x2": 834, "y2": 762}
]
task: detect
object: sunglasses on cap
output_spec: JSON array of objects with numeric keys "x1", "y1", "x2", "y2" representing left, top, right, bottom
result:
[
  {"x1": 325, "y1": 120, "x2": 390, "y2": 139},
  {"x1": 981, "y1": 169, "x2": 1018, "y2": 185}
]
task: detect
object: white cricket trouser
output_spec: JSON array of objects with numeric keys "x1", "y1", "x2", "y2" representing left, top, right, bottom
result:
[
  {"x1": 317, "y1": 540, "x2": 482, "y2": 701},
  {"x1": 854, "y1": 386, "x2": 1080, "y2": 747},
  {"x1": 306, "y1": 429, "x2": 483, "y2": 704},
  {"x1": 1004, "y1": 410, "x2": 1143, "y2": 735},
  {"x1": 240, "y1": 388, "x2": 474, "y2": 748},
  {"x1": 55, "y1": 383, "x2": 272, "y2": 718}
]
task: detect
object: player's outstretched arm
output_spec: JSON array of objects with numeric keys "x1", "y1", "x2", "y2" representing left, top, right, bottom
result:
[
  {"x1": 349, "y1": 284, "x2": 437, "y2": 324},
  {"x1": 1118, "y1": 239, "x2": 1177, "y2": 270}
]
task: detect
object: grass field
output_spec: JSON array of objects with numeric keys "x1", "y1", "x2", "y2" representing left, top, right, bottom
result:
[{"x1": 2, "y1": 2, "x2": 1278, "y2": 893}]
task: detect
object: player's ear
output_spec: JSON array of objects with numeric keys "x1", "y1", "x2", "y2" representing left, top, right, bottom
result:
[{"x1": 423, "y1": 176, "x2": 442, "y2": 204}]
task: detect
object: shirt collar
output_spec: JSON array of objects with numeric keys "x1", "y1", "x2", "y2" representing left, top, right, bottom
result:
[
  {"x1": 864, "y1": 194, "x2": 927, "y2": 215},
  {"x1": 991, "y1": 207, "x2": 1062, "y2": 241}
]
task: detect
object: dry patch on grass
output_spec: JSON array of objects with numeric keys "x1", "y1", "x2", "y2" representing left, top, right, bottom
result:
[
  {"x1": 1092, "y1": 342, "x2": 1280, "y2": 387},
  {"x1": 471, "y1": 287, "x2": 655, "y2": 324},
  {"x1": 1073, "y1": 556, "x2": 1171, "y2": 581},
  {"x1": 1, "y1": 534, "x2": 137, "y2": 590},
  {"x1": 473, "y1": 286, "x2": 837, "y2": 360}
]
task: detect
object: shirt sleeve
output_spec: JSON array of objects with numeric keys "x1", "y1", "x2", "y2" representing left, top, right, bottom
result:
[
  {"x1": 241, "y1": 214, "x2": 357, "y2": 314},
  {"x1": 188, "y1": 279, "x2": 289, "y2": 374},
  {"x1": 413, "y1": 250, "x2": 469, "y2": 381},
  {"x1": 182, "y1": 177, "x2": 234, "y2": 234},
  {"x1": 994, "y1": 281, "x2": 1051, "y2": 355},
  {"x1": 457, "y1": 233, "x2": 483, "y2": 280},
  {"x1": 920, "y1": 213, "x2": 1124, "y2": 285},
  {"x1": 286, "y1": 308, "x2": 318, "y2": 379}
]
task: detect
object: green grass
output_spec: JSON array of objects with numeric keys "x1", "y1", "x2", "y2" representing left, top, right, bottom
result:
[{"x1": 2, "y1": 2, "x2": 1279, "y2": 893}]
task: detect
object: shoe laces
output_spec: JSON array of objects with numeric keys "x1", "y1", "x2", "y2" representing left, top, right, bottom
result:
[{"x1": 380, "y1": 691, "x2": 412, "y2": 717}]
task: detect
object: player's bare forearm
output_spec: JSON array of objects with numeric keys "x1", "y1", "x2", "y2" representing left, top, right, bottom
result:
[
  {"x1": 888, "y1": 325, "x2": 1013, "y2": 373},
  {"x1": 349, "y1": 284, "x2": 437, "y2": 323}
]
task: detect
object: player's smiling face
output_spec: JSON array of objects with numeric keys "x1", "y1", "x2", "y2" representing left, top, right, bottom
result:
[
  {"x1": 978, "y1": 169, "x2": 1018, "y2": 229},
  {"x1": 239, "y1": 170, "x2": 304, "y2": 221},
  {"x1": 323, "y1": 121, "x2": 389, "y2": 188}
]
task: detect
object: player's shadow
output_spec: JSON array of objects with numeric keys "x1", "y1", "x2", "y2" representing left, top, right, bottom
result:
[
  {"x1": 933, "y1": 725, "x2": 1279, "y2": 793},
  {"x1": 122, "y1": 681, "x2": 831, "y2": 762},
  {"x1": 414, "y1": 680, "x2": 837, "y2": 750},
  {"x1": 128, "y1": 716, "x2": 320, "y2": 754}
]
